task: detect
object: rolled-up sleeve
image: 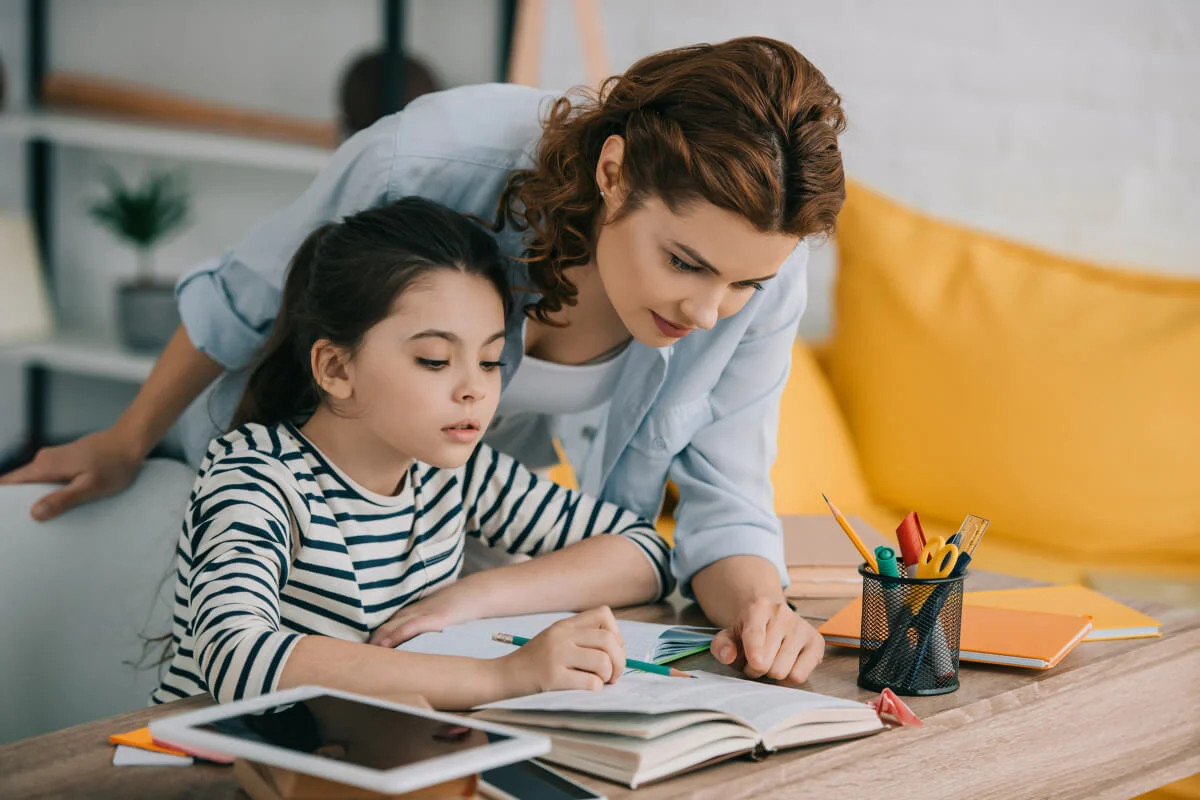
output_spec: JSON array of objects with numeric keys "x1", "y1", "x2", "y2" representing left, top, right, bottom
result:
[
  {"x1": 668, "y1": 243, "x2": 809, "y2": 597},
  {"x1": 176, "y1": 121, "x2": 397, "y2": 370}
]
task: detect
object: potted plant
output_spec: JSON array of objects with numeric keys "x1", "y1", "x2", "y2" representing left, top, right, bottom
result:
[{"x1": 89, "y1": 167, "x2": 190, "y2": 352}]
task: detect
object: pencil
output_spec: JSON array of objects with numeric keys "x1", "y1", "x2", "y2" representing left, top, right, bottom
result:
[
  {"x1": 491, "y1": 633, "x2": 697, "y2": 678},
  {"x1": 821, "y1": 493, "x2": 879, "y2": 573}
]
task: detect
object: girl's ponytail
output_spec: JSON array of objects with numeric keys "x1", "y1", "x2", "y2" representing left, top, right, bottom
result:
[{"x1": 228, "y1": 224, "x2": 333, "y2": 430}]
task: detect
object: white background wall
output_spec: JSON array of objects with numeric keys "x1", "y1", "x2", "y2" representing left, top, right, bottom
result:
[{"x1": 0, "y1": 0, "x2": 1197, "y2": 458}]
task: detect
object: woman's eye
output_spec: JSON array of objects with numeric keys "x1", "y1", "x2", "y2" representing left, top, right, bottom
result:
[
  {"x1": 417, "y1": 358, "x2": 449, "y2": 370},
  {"x1": 739, "y1": 281, "x2": 766, "y2": 293},
  {"x1": 480, "y1": 360, "x2": 506, "y2": 372},
  {"x1": 669, "y1": 254, "x2": 703, "y2": 274}
]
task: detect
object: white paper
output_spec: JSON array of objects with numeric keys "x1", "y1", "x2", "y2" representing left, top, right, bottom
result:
[
  {"x1": 397, "y1": 613, "x2": 715, "y2": 666},
  {"x1": 112, "y1": 744, "x2": 194, "y2": 767}
]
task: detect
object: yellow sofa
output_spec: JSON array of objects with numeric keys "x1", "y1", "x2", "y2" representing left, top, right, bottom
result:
[{"x1": 773, "y1": 181, "x2": 1200, "y2": 590}]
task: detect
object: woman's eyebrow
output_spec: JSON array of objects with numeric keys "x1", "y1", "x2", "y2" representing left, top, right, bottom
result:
[{"x1": 671, "y1": 241, "x2": 779, "y2": 283}]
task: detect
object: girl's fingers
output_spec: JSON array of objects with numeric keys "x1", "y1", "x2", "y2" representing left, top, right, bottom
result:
[
  {"x1": 570, "y1": 628, "x2": 626, "y2": 683},
  {"x1": 766, "y1": 620, "x2": 807, "y2": 682}
]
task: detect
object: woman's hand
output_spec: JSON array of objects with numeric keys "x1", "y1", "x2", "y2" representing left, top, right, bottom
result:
[
  {"x1": 369, "y1": 584, "x2": 480, "y2": 648},
  {"x1": 0, "y1": 429, "x2": 144, "y2": 521},
  {"x1": 709, "y1": 597, "x2": 825, "y2": 685},
  {"x1": 499, "y1": 607, "x2": 626, "y2": 696}
]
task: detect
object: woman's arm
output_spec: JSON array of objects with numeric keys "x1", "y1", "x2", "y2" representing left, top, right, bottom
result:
[
  {"x1": 0, "y1": 326, "x2": 222, "y2": 519},
  {"x1": 668, "y1": 245, "x2": 826, "y2": 684},
  {"x1": 0, "y1": 119, "x2": 398, "y2": 519}
]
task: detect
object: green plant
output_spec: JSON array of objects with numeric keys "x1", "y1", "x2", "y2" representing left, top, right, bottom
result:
[{"x1": 89, "y1": 168, "x2": 190, "y2": 285}]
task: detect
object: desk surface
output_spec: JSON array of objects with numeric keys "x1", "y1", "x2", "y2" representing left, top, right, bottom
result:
[{"x1": 2, "y1": 572, "x2": 1198, "y2": 800}]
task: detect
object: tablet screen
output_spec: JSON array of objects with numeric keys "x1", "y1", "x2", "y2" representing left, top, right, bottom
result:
[{"x1": 200, "y1": 694, "x2": 508, "y2": 771}]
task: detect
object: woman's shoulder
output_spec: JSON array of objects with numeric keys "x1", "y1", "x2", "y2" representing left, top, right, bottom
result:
[{"x1": 391, "y1": 83, "x2": 559, "y2": 167}]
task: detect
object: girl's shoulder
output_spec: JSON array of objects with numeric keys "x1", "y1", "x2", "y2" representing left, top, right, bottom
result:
[{"x1": 196, "y1": 423, "x2": 307, "y2": 487}]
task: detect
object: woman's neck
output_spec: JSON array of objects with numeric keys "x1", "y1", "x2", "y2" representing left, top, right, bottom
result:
[
  {"x1": 525, "y1": 263, "x2": 631, "y2": 364},
  {"x1": 298, "y1": 406, "x2": 412, "y2": 497}
]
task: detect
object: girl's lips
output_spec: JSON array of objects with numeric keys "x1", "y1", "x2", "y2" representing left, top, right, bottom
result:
[
  {"x1": 442, "y1": 421, "x2": 480, "y2": 443},
  {"x1": 652, "y1": 311, "x2": 692, "y2": 339}
]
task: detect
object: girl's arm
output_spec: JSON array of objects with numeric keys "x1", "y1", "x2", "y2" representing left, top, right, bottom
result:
[
  {"x1": 370, "y1": 447, "x2": 673, "y2": 647},
  {"x1": 186, "y1": 450, "x2": 626, "y2": 708}
]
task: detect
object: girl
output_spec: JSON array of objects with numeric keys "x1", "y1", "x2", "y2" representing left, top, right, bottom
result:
[
  {"x1": 12, "y1": 37, "x2": 844, "y2": 686},
  {"x1": 152, "y1": 198, "x2": 672, "y2": 709}
]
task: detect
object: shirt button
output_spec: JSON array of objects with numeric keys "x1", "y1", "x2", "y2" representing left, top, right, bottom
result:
[
  {"x1": 653, "y1": 437, "x2": 667, "y2": 450},
  {"x1": 581, "y1": 426, "x2": 598, "y2": 442}
]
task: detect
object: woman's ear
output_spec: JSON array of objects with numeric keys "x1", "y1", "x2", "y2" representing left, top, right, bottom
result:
[
  {"x1": 311, "y1": 339, "x2": 354, "y2": 401},
  {"x1": 595, "y1": 135, "x2": 627, "y2": 205}
]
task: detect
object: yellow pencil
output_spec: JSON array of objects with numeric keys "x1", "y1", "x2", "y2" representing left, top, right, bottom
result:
[{"x1": 821, "y1": 493, "x2": 879, "y2": 573}]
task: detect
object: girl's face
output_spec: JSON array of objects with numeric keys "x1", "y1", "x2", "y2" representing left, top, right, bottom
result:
[
  {"x1": 592, "y1": 137, "x2": 799, "y2": 346},
  {"x1": 338, "y1": 270, "x2": 507, "y2": 468}
]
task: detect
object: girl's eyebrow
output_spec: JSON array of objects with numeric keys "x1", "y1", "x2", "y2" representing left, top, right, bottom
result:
[{"x1": 409, "y1": 330, "x2": 507, "y2": 345}]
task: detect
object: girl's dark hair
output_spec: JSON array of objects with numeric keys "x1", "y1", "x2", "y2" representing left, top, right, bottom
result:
[
  {"x1": 230, "y1": 197, "x2": 510, "y2": 430},
  {"x1": 494, "y1": 36, "x2": 847, "y2": 324}
]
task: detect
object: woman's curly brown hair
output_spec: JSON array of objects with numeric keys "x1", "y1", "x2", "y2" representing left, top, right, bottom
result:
[{"x1": 493, "y1": 35, "x2": 847, "y2": 324}]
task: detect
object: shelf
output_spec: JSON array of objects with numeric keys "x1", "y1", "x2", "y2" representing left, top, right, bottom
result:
[
  {"x1": 0, "y1": 109, "x2": 332, "y2": 173},
  {"x1": 0, "y1": 332, "x2": 157, "y2": 383}
]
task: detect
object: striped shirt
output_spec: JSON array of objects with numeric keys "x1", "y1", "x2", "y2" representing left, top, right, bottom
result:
[{"x1": 152, "y1": 421, "x2": 672, "y2": 705}]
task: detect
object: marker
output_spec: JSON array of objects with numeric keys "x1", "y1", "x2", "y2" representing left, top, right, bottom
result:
[{"x1": 875, "y1": 546, "x2": 901, "y2": 578}]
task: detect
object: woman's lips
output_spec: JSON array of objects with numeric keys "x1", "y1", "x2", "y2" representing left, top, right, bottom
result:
[{"x1": 652, "y1": 311, "x2": 693, "y2": 339}]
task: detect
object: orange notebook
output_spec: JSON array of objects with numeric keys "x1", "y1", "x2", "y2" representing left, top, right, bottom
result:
[
  {"x1": 819, "y1": 598, "x2": 1094, "y2": 669},
  {"x1": 965, "y1": 585, "x2": 1160, "y2": 641}
]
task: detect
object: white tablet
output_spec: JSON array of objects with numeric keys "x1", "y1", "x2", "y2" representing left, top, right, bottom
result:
[{"x1": 149, "y1": 686, "x2": 550, "y2": 795}]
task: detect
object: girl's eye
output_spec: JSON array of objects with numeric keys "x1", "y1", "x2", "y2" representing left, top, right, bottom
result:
[
  {"x1": 480, "y1": 360, "x2": 506, "y2": 371},
  {"x1": 417, "y1": 358, "x2": 449, "y2": 370},
  {"x1": 669, "y1": 254, "x2": 703, "y2": 274}
]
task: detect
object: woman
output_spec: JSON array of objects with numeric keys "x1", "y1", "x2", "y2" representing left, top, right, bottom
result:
[{"x1": 1, "y1": 37, "x2": 846, "y2": 685}]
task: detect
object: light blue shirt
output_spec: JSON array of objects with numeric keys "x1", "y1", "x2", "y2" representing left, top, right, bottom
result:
[{"x1": 175, "y1": 83, "x2": 808, "y2": 596}]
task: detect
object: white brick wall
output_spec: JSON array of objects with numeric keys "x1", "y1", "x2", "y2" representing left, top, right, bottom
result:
[{"x1": 537, "y1": 0, "x2": 1200, "y2": 338}]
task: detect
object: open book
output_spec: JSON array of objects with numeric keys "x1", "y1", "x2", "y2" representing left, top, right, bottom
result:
[
  {"x1": 397, "y1": 612, "x2": 717, "y2": 666},
  {"x1": 474, "y1": 671, "x2": 884, "y2": 788}
]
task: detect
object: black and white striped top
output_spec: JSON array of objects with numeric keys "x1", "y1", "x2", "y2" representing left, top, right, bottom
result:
[{"x1": 152, "y1": 422, "x2": 672, "y2": 705}]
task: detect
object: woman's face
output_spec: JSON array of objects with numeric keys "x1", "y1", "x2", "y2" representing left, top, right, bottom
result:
[
  {"x1": 342, "y1": 270, "x2": 507, "y2": 468},
  {"x1": 592, "y1": 138, "x2": 800, "y2": 346}
]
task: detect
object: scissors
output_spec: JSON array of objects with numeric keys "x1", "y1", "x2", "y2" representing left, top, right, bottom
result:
[{"x1": 915, "y1": 536, "x2": 960, "y2": 579}]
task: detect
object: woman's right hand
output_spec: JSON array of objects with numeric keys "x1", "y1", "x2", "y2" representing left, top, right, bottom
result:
[
  {"x1": 499, "y1": 607, "x2": 627, "y2": 696},
  {"x1": 0, "y1": 428, "x2": 145, "y2": 520}
]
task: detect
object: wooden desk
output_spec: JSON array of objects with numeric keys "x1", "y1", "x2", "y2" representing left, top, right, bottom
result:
[{"x1": 2, "y1": 573, "x2": 1197, "y2": 800}]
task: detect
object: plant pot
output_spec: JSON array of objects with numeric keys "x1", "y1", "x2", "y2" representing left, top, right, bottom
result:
[{"x1": 116, "y1": 280, "x2": 179, "y2": 353}]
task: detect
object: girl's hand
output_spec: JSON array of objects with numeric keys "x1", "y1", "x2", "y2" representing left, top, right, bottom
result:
[
  {"x1": 370, "y1": 586, "x2": 477, "y2": 648},
  {"x1": 709, "y1": 597, "x2": 825, "y2": 684},
  {"x1": 0, "y1": 429, "x2": 144, "y2": 521},
  {"x1": 499, "y1": 607, "x2": 626, "y2": 696}
]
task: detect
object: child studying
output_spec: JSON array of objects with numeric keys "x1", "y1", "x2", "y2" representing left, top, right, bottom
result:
[{"x1": 152, "y1": 198, "x2": 673, "y2": 710}]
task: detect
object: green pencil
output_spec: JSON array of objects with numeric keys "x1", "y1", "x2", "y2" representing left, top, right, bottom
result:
[{"x1": 491, "y1": 633, "x2": 697, "y2": 678}]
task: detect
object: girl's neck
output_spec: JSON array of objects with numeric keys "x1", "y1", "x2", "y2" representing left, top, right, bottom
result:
[
  {"x1": 298, "y1": 406, "x2": 413, "y2": 497},
  {"x1": 526, "y1": 263, "x2": 631, "y2": 364}
]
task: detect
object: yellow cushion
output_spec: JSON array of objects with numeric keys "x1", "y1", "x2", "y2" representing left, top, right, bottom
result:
[
  {"x1": 829, "y1": 181, "x2": 1200, "y2": 575},
  {"x1": 770, "y1": 339, "x2": 873, "y2": 515}
]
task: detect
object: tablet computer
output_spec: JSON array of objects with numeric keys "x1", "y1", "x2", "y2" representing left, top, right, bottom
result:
[{"x1": 149, "y1": 686, "x2": 550, "y2": 795}]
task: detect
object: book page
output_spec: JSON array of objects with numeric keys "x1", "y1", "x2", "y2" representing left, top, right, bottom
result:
[{"x1": 479, "y1": 671, "x2": 870, "y2": 734}]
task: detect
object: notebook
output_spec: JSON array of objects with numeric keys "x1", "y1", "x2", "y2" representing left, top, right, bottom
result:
[
  {"x1": 819, "y1": 598, "x2": 1094, "y2": 669},
  {"x1": 781, "y1": 515, "x2": 891, "y2": 599},
  {"x1": 474, "y1": 671, "x2": 884, "y2": 788},
  {"x1": 397, "y1": 613, "x2": 717, "y2": 666},
  {"x1": 965, "y1": 585, "x2": 1161, "y2": 641}
]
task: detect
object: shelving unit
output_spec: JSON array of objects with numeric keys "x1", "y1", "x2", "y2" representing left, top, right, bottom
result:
[
  {"x1": 0, "y1": 0, "x2": 519, "y2": 470},
  {"x1": 0, "y1": 110, "x2": 334, "y2": 173}
]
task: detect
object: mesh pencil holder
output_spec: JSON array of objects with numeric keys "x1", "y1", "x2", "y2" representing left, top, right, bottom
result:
[{"x1": 856, "y1": 564, "x2": 966, "y2": 696}]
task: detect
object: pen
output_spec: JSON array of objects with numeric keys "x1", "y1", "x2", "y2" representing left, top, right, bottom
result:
[
  {"x1": 822, "y1": 494, "x2": 879, "y2": 573},
  {"x1": 491, "y1": 633, "x2": 697, "y2": 679}
]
